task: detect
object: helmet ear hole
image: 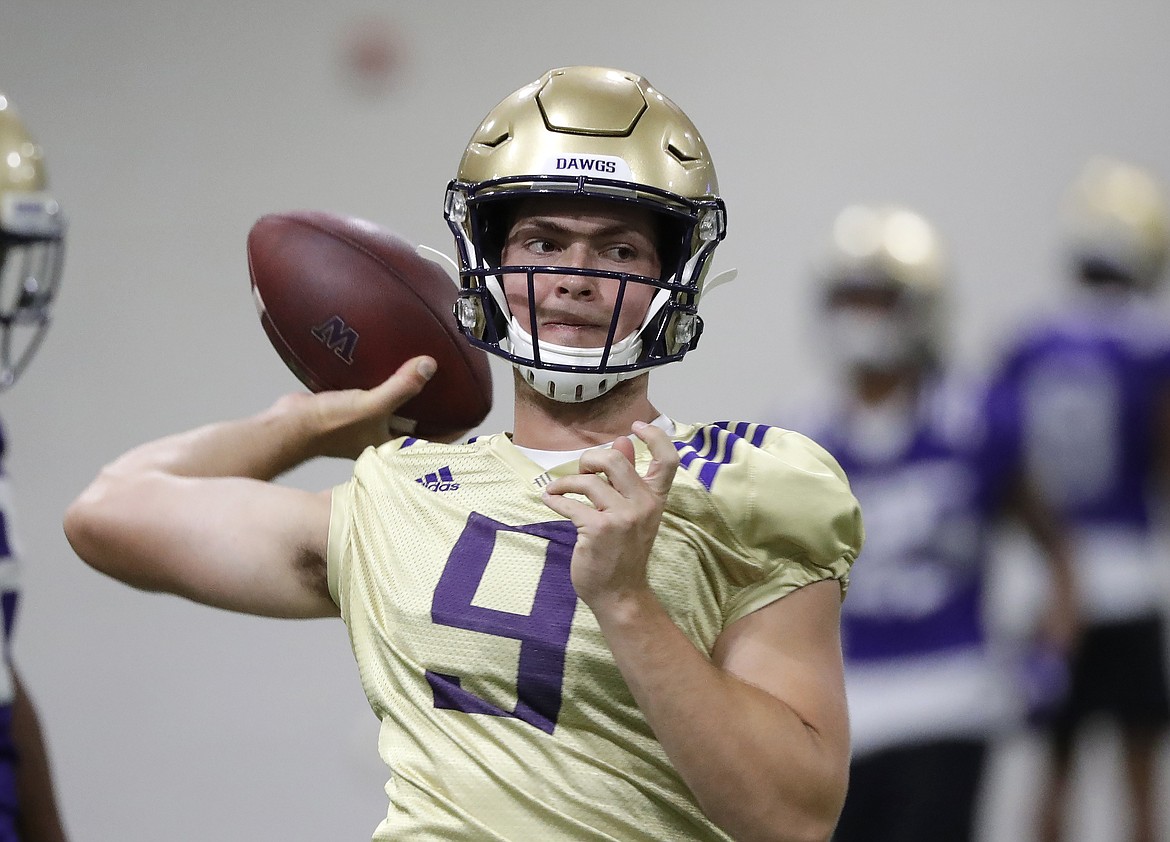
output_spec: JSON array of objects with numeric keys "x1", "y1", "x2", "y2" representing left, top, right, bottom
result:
[
  {"x1": 475, "y1": 200, "x2": 521, "y2": 268},
  {"x1": 653, "y1": 214, "x2": 688, "y2": 280}
]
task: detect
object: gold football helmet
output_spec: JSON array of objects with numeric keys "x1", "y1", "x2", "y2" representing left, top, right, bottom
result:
[
  {"x1": 1063, "y1": 156, "x2": 1168, "y2": 289},
  {"x1": 817, "y1": 204, "x2": 947, "y2": 372},
  {"x1": 445, "y1": 66, "x2": 727, "y2": 402},
  {"x1": 0, "y1": 92, "x2": 65, "y2": 391}
]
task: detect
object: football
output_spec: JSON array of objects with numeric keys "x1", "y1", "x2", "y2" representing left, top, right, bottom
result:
[{"x1": 247, "y1": 210, "x2": 493, "y2": 441}]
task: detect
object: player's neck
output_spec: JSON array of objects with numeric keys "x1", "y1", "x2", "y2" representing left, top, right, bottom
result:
[{"x1": 510, "y1": 371, "x2": 660, "y2": 450}]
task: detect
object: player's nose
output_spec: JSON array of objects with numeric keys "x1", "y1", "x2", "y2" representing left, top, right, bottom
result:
[
  {"x1": 549, "y1": 245, "x2": 599, "y2": 296},
  {"x1": 553, "y1": 272, "x2": 597, "y2": 299}
]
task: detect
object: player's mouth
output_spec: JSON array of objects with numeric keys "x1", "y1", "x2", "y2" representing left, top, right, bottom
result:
[{"x1": 538, "y1": 315, "x2": 610, "y2": 346}]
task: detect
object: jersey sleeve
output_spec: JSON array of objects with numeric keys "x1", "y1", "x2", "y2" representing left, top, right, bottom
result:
[
  {"x1": 326, "y1": 437, "x2": 415, "y2": 611},
  {"x1": 675, "y1": 422, "x2": 864, "y2": 625},
  {"x1": 327, "y1": 477, "x2": 353, "y2": 610}
]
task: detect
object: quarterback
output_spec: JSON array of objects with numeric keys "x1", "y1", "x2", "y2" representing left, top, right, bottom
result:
[{"x1": 64, "y1": 67, "x2": 862, "y2": 842}]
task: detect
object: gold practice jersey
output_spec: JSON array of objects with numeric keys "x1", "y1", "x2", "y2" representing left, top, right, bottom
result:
[{"x1": 327, "y1": 420, "x2": 862, "y2": 841}]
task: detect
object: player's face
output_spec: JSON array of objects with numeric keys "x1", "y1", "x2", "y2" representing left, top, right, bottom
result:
[
  {"x1": 824, "y1": 282, "x2": 923, "y2": 375},
  {"x1": 500, "y1": 196, "x2": 662, "y2": 348}
]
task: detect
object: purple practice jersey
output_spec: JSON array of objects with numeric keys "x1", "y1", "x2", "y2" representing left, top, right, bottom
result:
[
  {"x1": 0, "y1": 421, "x2": 20, "y2": 838},
  {"x1": 805, "y1": 376, "x2": 1020, "y2": 752},
  {"x1": 811, "y1": 376, "x2": 1016, "y2": 664},
  {"x1": 988, "y1": 293, "x2": 1170, "y2": 529},
  {"x1": 987, "y1": 291, "x2": 1170, "y2": 623}
]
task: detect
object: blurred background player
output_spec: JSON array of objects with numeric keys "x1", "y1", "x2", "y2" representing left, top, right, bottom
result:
[
  {"x1": 987, "y1": 158, "x2": 1170, "y2": 842},
  {"x1": 785, "y1": 205, "x2": 1078, "y2": 842},
  {"x1": 0, "y1": 92, "x2": 70, "y2": 841}
]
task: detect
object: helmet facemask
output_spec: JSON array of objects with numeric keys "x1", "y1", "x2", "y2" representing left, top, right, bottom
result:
[
  {"x1": 0, "y1": 193, "x2": 64, "y2": 391},
  {"x1": 448, "y1": 178, "x2": 724, "y2": 402}
]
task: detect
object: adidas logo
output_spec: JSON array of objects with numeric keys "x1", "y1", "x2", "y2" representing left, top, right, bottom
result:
[{"x1": 416, "y1": 466, "x2": 460, "y2": 492}]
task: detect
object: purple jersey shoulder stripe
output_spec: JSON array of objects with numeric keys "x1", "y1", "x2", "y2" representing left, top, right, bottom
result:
[
  {"x1": 674, "y1": 422, "x2": 776, "y2": 491},
  {"x1": 697, "y1": 456, "x2": 721, "y2": 490},
  {"x1": 401, "y1": 437, "x2": 419, "y2": 448},
  {"x1": 687, "y1": 425, "x2": 718, "y2": 460},
  {"x1": 714, "y1": 420, "x2": 771, "y2": 448}
]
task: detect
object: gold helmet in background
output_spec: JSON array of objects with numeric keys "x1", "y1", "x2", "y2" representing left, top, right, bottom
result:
[
  {"x1": 1063, "y1": 156, "x2": 1169, "y2": 290},
  {"x1": 817, "y1": 203, "x2": 948, "y2": 372},
  {"x1": 0, "y1": 92, "x2": 65, "y2": 391},
  {"x1": 445, "y1": 66, "x2": 727, "y2": 403}
]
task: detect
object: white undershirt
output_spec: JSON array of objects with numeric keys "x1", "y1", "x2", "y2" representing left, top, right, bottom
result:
[{"x1": 513, "y1": 415, "x2": 675, "y2": 470}]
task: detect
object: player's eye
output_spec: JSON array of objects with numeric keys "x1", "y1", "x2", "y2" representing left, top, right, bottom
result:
[
  {"x1": 524, "y1": 238, "x2": 558, "y2": 256},
  {"x1": 605, "y1": 244, "x2": 638, "y2": 262}
]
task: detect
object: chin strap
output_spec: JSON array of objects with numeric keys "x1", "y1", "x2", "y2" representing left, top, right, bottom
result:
[{"x1": 507, "y1": 318, "x2": 643, "y2": 403}]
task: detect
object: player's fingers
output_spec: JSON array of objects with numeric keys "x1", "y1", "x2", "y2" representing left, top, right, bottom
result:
[
  {"x1": 633, "y1": 421, "x2": 680, "y2": 496},
  {"x1": 576, "y1": 447, "x2": 646, "y2": 498},
  {"x1": 544, "y1": 473, "x2": 623, "y2": 510},
  {"x1": 611, "y1": 436, "x2": 636, "y2": 465},
  {"x1": 541, "y1": 488, "x2": 599, "y2": 522},
  {"x1": 368, "y1": 356, "x2": 437, "y2": 409}
]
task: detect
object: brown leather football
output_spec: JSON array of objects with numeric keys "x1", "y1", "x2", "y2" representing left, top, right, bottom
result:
[{"x1": 247, "y1": 210, "x2": 492, "y2": 440}]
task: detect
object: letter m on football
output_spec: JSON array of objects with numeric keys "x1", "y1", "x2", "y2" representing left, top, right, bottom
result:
[{"x1": 311, "y1": 315, "x2": 359, "y2": 364}]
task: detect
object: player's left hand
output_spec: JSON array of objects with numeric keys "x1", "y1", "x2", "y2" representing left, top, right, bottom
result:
[{"x1": 541, "y1": 421, "x2": 679, "y2": 610}]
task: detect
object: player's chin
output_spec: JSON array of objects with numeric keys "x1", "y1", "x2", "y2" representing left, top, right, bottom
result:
[{"x1": 540, "y1": 325, "x2": 610, "y2": 347}]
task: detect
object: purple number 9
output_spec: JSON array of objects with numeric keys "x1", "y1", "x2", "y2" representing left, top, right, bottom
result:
[{"x1": 426, "y1": 512, "x2": 579, "y2": 734}]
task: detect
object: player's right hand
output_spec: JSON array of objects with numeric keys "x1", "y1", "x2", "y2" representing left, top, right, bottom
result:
[{"x1": 273, "y1": 355, "x2": 436, "y2": 460}]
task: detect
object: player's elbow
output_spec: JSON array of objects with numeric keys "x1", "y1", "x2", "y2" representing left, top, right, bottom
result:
[
  {"x1": 63, "y1": 476, "x2": 119, "y2": 574},
  {"x1": 714, "y1": 802, "x2": 842, "y2": 842},
  {"x1": 779, "y1": 800, "x2": 847, "y2": 842},
  {"x1": 64, "y1": 471, "x2": 160, "y2": 590},
  {"x1": 703, "y1": 763, "x2": 847, "y2": 842},
  {"x1": 712, "y1": 804, "x2": 842, "y2": 842}
]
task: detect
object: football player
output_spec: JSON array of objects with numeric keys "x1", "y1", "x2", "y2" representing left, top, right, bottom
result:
[
  {"x1": 0, "y1": 92, "x2": 70, "y2": 842},
  {"x1": 789, "y1": 205, "x2": 1078, "y2": 842},
  {"x1": 63, "y1": 67, "x2": 863, "y2": 841},
  {"x1": 987, "y1": 158, "x2": 1170, "y2": 842}
]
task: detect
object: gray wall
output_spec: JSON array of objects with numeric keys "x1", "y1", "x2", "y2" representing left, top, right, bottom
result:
[{"x1": 4, "y1": 2, "x2": 1170, "y2": 839}]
